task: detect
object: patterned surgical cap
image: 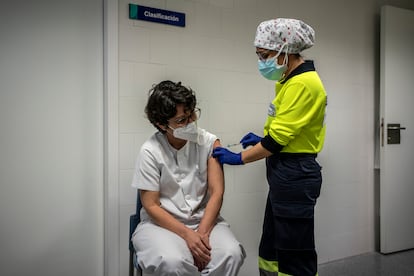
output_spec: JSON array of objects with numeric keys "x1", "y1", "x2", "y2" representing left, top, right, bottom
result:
[{"x1": 254, "y1": 18, "x2": 315, "y2": 54}]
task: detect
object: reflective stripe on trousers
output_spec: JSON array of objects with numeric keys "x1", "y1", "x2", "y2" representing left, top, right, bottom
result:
[
  {"x1": 259, "y1": 256, "x2": 278, "y2": 276},
  {"x1": 259, "y1": 256, "x2": 319, "y2": 276}
]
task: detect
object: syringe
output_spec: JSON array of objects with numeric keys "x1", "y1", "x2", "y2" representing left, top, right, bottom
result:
[{"x1": 226, "y1": 143, "x2": 241, "y2": 148}]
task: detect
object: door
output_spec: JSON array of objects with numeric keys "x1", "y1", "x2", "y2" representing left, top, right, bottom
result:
[{"x1": 380, "y1": 5, "x2": 414, "y2": 254}]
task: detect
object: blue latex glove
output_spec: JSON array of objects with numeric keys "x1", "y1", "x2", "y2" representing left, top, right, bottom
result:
[
  {"x1": 240, "y1": 132, "x2": 262, "y2": 149},
  {"x1": 212, "y1": 147, "x2": 243, "y2": 165}
]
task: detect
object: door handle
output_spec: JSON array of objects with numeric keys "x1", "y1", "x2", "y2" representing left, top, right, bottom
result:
[
  {"x1": 387, "y1": 123, "x2": 406, "y2": 144},
  {"x1": 387, "y1": 126, "x2": 406, "y2": 130}
]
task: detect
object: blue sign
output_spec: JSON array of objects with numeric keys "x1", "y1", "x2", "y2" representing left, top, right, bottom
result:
[{"x1": 129, "y1": 4, "x2": 186, "y2": 27}]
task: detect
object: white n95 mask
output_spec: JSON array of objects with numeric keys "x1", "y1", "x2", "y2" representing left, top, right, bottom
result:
[{"x1": 169, "y1": 122, "x2": 202, "y2": 144}]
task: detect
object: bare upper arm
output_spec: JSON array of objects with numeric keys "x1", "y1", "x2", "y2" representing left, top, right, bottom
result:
[
  {"x1": 212, "y1": 139, "x2": 221, "y2": 149},
  {"x1": 207, "y1": 139, "x2": 224, "y2": 194}
]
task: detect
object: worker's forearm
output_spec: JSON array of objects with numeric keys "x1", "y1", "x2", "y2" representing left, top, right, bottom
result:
[{"x1": 241, "y1": 142, "x2": 273, "y2": 164}]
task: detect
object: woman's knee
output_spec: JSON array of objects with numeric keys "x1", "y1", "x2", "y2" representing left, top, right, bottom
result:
[
  {"x1": 159, "y1": 253, "x2": 185, "y2": 268},
  {"x1": 216, "y1": 242, "x2": 246, "y2": 263}
]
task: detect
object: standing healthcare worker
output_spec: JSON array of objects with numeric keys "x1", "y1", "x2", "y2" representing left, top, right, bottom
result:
[{"x1": 213, "y1": 18, "x2": 327, "y2": 276}]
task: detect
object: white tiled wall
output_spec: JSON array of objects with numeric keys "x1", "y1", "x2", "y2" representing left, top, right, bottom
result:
[{"x1": 116, "y1": 0, "x2": 408, "y2": 275}]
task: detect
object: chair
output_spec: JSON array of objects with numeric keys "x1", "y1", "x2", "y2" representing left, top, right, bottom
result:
[{"x1": 129, "y1": 190, "x2": 143, "y2": 276}]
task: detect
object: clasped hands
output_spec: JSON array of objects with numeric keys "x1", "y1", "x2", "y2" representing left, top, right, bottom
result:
[
  {"x1": 212, "y1": 132, "x2": 262, "y2": 165},
  {"x1": 185, "y1": 229, "x2": 211, "y2": 271}
]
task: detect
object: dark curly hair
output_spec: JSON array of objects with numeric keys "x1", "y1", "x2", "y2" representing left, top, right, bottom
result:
[{"x1": 145, "y1": 80, "x2": 197, "y2": 132}]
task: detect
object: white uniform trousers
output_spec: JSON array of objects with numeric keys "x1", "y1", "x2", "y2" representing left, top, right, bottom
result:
[{"x1": 132, "y1": 221, "x2": 246, "y2": 276}]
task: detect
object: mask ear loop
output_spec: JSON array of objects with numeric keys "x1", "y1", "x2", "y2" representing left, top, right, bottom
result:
[
  {"x1": 282, "y1": 45, "x2": 289, "y2": 66},
  {"x1": 274, "y1": 42, "x2": 289, "y2": 66},
  {"x1": 277, "y1": 43, "x2": 289, "y2": 81}
]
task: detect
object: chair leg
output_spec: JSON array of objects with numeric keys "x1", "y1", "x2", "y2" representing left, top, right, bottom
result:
[{"x1": 129, "y1": 251, "x2": 134, "y2": 276}]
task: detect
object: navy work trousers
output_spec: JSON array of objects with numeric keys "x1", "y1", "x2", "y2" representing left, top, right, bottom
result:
[{"x1": 259, "y1": 153, "x2": 322, "y2": 276}]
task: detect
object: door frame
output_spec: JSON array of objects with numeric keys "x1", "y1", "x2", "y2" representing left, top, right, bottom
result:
[{"x1": 104, "y1": 0, "x2": 120, "y2": 275}]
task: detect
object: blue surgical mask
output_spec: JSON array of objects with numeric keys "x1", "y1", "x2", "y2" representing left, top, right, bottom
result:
[
  {"x1": 258, "y1": 55, "x2": 287, "y2": 81},
  {"x1": 258, "y1": 44, "x2": 289, "y2": 81}
]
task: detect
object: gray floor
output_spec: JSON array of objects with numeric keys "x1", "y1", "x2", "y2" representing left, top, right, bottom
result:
[{"x1": 318, "y1": 250, "x2": 414, "y2": 276}]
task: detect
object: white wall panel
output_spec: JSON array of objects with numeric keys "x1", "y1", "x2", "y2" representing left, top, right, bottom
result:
[{"x1": 0, "y1": 1, "x2": 104, "y2": 275}]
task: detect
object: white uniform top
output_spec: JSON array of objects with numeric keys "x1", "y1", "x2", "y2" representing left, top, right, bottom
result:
[{"x1": 132, "y1": 129, "x2": 224, "y2": 228}]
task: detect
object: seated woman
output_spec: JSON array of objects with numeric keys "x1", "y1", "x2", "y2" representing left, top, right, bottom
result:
[{"x1": 131, "y1": 80, "x2": 245, "y2": 276}]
